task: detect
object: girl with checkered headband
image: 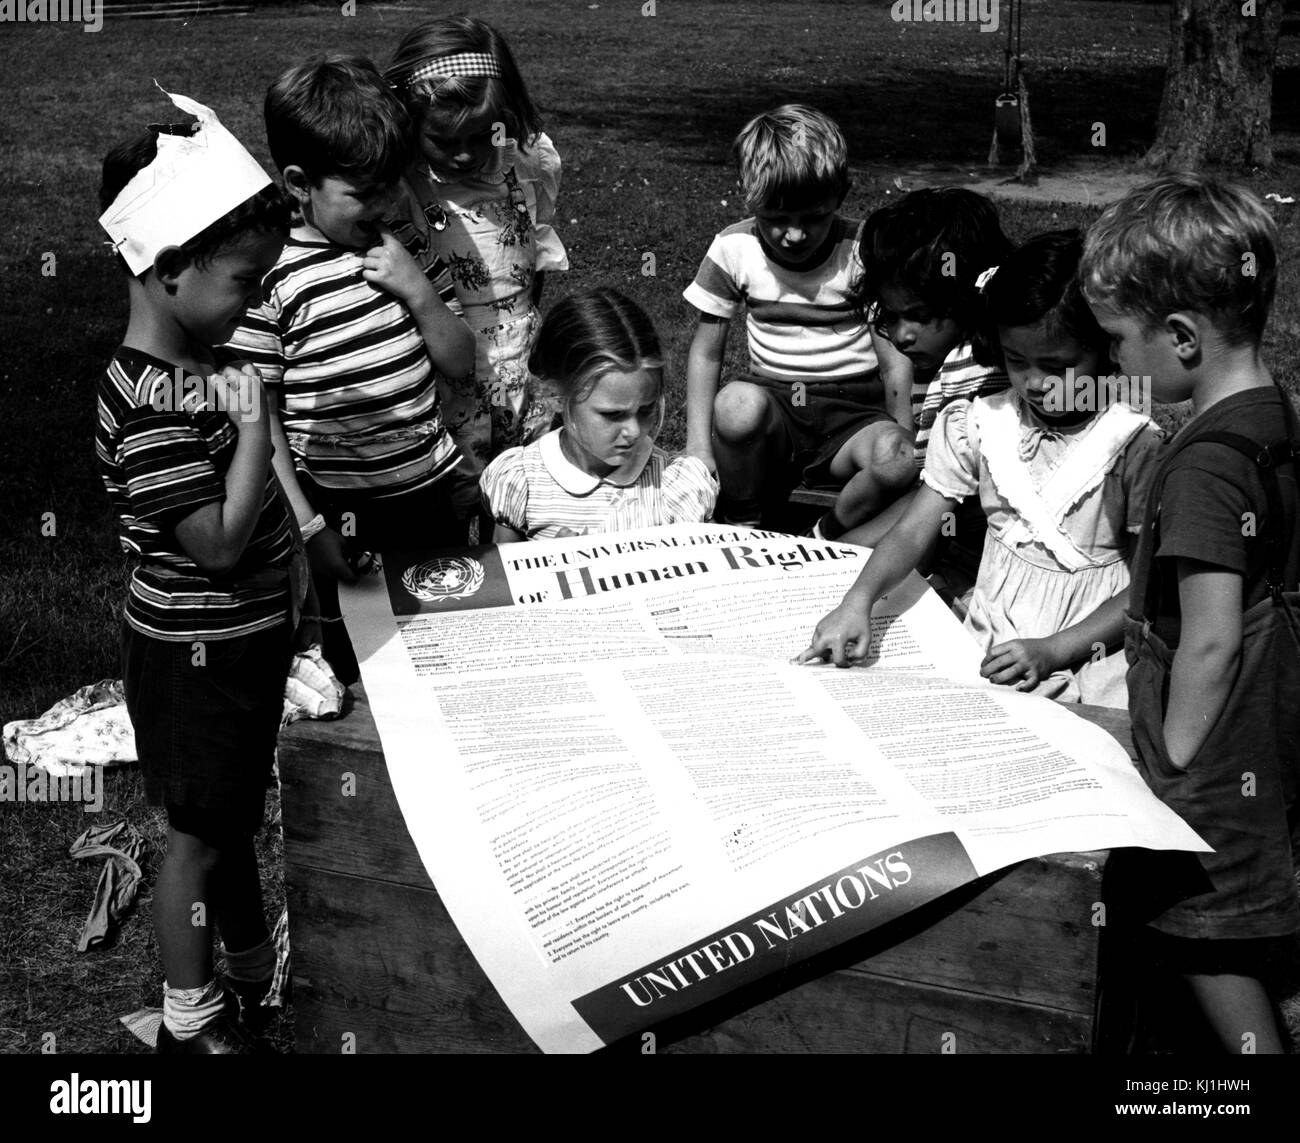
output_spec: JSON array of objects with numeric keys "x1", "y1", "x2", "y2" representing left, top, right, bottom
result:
[{"x1": 385, "y1": 16, "x2": 569, "y2": 505}]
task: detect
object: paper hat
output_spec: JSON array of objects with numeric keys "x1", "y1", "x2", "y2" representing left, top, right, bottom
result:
[{"x1": 99, "y1": 87, "x2": 272, "y2": 275}]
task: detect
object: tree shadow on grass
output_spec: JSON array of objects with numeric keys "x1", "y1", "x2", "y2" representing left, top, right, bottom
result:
[{"x1": 557, "y1": 61, "x2": 1176, "y2": 171}]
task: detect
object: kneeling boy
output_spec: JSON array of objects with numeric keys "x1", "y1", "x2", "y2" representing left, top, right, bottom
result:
[{"x1": 683, "y1": 104, "x2": 913, "y2": 528}]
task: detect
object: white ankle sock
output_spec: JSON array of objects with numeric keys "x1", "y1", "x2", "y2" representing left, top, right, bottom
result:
[{"x1": 162, "y1": 978, "x2": 226, "y2": 1040}]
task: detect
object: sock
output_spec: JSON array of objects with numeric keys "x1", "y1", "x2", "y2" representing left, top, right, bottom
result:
[
  {"x1": 223, "y1": 935, "x2": 275, "y2": 984},
  {"x1": 814, "y1": 510, "x2": 847, "y2": 541},
  {"x1": 162, "y1": 978, "x2": 227, "y2": 1040}
]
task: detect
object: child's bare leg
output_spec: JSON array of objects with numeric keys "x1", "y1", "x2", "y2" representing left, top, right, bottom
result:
[
  {"x1": 155, "y1": 826, "x2": 219, "y2": 989},
  {"x1": 713, "y1": 381, "x2": 785, "y2": 524},
  {"x1": 1184, "y1": 972, "x2": 1286, "y2": 1054},
  {"x1": 816, "y1": 422, "x2": 915, "y2": 538},
  {"x1": 839, "y1": 486, "x2": 918, "y2": 548},
  {"x1": 211, "y1": 838, "x2": 269, "y2": 954}
]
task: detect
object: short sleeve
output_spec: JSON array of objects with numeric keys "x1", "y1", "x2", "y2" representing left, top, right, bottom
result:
[
  {"x1": 518, "y1": 133, "x2": 568, "y2": 274},
  {"x1": 920, "y1": 399, "x2": 980, "y2": 501},
  {"x1": 661, "y1": 454, "x2": 719, "y2": 523},
  {"x1": 480, "y1": 447, "x2": 530, "y2": 533},
  {"x1": 1118, "y1": 423, "x2": 1164, "y2": 533},
  {"x1": 225, "y1": 299, "x2": 285, "y2": 390},
  {"x1": 118, "y1": 406, "x2": 225, "y2": 526},
  {"x1": 388, "y1": 176, "x2": 466, "y2": 311},
  {"x1": 682, "y1": 232, "x2": 743, "y2": 320},
  {"x1": 1156, "y1": 449, "x2": 1254, "y2": 575}
]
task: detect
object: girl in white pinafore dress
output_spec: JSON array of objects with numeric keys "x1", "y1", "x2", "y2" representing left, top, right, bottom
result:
[
  {"x1": 801, "y1": 231, "x2": 1162, "y2": 708},
  {"x1": 386, "y1": 15, "x2": 568, "y2": 481}
]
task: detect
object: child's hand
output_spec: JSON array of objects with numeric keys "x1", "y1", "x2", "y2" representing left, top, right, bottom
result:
[
  {"x1": 794, "y1": 600, "x2": 874, "y2": 667},
  {"x1": 306, "y1": 528, "x2": 358, "y2": 586},
  {"x1": 980, "y1": 637, "x2": 1059, "y2": 690},
  {"x1": 209, "y1": 363, "x2": 266, "y2": 430},
  {"x1": 361, "y1": 225, "x2": 432, "y2": 308}
]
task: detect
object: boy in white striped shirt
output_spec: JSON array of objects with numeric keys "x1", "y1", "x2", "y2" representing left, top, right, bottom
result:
[
  {"x1": 228, "y1": 54, "x2": 476, "y2": 683},
  {"x1": 683, "y1": 105, "x2": 914, "y2": 529}
]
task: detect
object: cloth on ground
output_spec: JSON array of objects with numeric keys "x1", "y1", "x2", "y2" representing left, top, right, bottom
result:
[
  {"x1": 69, "y1": 819, "x2": 145, "y2": 952},
  {"x1": 4, "y1": 652, "x2": 345, "y2": 781},
  {"x1": 3, "y1": 679, "x2": 136, "y2": 776}
]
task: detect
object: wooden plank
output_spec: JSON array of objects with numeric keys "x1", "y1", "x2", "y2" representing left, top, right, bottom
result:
[
  {"x1": 280, "y1": 691, "x2": 432, "y2": 888},
  {"x1": 841, "y1": 853, "x2": 1103, "y2": 1013},
  {"x1": 657, "y1": 973, "x2": 1091, "y2": 1054},
  {"x1": 286, "y1": 866, "x2": 536, "y2": 1054},
  {"x1": 786, "y1": 486, "x2": 838, "y2": 508},
  {"x1": 287, "y1": 864, "x2": 1089, "y2": 1054}
]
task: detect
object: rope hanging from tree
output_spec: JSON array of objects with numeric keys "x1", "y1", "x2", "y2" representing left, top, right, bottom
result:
[{"x1": 988, "y1": 0, "x2": 1036, "y2": 181}]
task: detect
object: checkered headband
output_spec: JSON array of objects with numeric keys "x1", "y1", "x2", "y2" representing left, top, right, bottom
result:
[{"x1": 397, "y1": 53, "x2": 504, "y2": 89}]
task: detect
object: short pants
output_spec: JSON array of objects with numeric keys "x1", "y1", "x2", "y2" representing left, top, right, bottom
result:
[
  {"x1": 122, "y1": 620, "x2": 292, "y2": 829},
  {"x1": 743, "y1": 371, "x2": 896, "y2": 492}
]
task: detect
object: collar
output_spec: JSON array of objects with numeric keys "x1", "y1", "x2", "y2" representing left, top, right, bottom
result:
[
  {"x1": 539, "y1": 429, "x2": 654, "y2": 493},
  {"x1": 754, "y1": 215, "x2": 843, "y2": 273}
]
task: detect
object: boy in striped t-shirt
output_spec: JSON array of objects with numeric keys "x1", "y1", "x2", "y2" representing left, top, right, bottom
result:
[
  {"x1": 683, "y1": 105, "x2": 914, "y2": 529},
  {"x1": 97, "y1": 94, "x2": 308, "y2": 1052},
  {"x1": 228, "y1": 54, "x2": 476, "y2": 684}
]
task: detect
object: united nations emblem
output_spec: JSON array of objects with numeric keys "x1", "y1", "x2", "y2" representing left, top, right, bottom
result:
[{"x1": 401, "y1": 556, "x2": 486, "y2": 603}]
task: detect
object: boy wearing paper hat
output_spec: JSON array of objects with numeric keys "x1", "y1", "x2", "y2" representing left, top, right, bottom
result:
[
  {"x1": 227, "y1": 54, "x2": 477, "y2": 686},
  {"x1": 96, "y1": 91, "x2": 311, "y2": 1053}
]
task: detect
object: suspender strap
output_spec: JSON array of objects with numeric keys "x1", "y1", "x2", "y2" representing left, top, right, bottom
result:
[{"x1": 1138, "y1": 393, "x2": 1300, "y2": 619}]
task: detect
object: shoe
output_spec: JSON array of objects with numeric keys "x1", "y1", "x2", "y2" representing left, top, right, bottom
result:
[
  {"x1": 156, "y1": 1012, "x2": 274, "y2": 1054},
  {"x1": 222, "y1": 977, "x2": 276, "y2": 1035}
]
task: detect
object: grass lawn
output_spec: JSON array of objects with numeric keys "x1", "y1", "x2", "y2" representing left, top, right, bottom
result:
[{"x1": 2, "y1": 0, "x2": 1299, "y2": 1055}]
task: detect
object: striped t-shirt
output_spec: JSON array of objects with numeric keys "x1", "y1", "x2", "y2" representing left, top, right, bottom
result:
[
  {"x1": 225, "y1": 225, "x2": 461, "y2": 498},
  {"x1": 683, "y1": 217, "x2": 877, "y2": 381},
  {"x1": 481, "y1": 429, "x2": 718, "y2": 540},
  {"x1": 912, "y1": 343, "x2": 1009, "y2": 466},
  {"x1": 96, "y1": 347, "x2": 298, "y2": 641}
]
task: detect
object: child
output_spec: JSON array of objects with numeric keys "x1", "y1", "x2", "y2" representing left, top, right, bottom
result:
[
  {"x1": 385, "y1": 15, "x2": 568, "y2": 479},
  {"x1": 481, "y1": 288, "x2": 717, "y2": 540},
  {"x1": 826, "y1": 186, "x2": 1014, "y2": 551},
  {"x1": 798, "y1": 230, "x2": 1163, "y2": 711},
  {"x1": 96, "y1": 93, "x2": 305, "y2": 1052},
  {"x1": 682, "y1": 104, "x2": 913, "y2": 529},
  {"x1": 1081, "y1": 174, "x2": 1300, "y2": 1053},
  {"x1": 227, "y1": 54, "x2": 476, "y2": 685}
]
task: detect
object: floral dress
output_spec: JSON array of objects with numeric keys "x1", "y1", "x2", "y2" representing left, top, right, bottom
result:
[
  {"x1": 393, "y1": 133, "x2": 568, "y2": 479},
  {"x1": 922, "y1": 390, "x2": 1163, "y2": 707}
]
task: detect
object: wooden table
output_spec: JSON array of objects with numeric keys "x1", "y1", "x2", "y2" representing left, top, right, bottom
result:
[{"x1": 278, "y1": 686, "x2": 1136, "y2": 1054}]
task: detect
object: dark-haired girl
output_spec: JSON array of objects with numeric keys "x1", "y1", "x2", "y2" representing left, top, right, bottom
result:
[{"x1": 801, "y1": 231, "x2": 1163, "y2": 708}]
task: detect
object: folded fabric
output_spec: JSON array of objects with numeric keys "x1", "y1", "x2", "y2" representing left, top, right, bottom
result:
[
  {"x1": 3, "y1": 680, "x2": 136, "y2": 777},
  {"x1": 69, "y1": 820, "x2": 146, "y2": 953},
  {"x1": 266, "y1": 905, "x2": 292, "y2": 1009},
  {"x1": 119, "y1": 1006, "x2": 163, "y2": 1049},
  {"x1": 281, "y1": 646, "x2": 347, "y2": 727}
]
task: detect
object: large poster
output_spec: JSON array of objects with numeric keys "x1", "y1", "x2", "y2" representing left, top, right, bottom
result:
[{"x1": 340, "y1": 524, "x2": 1207, "y2": 1053}]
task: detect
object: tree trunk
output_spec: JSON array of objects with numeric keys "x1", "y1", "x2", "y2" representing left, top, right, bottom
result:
[{"x1": 1144, "y1": 0, "x2": 1284, "y2": 170}]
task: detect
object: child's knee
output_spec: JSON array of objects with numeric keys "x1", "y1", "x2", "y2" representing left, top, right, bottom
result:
[
  {"x1": 713, "y1": 382, "x2": 771, "y2": 443},
  {"x1": 868, "y1": 424, "x2": 917, "y2": 488}
]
